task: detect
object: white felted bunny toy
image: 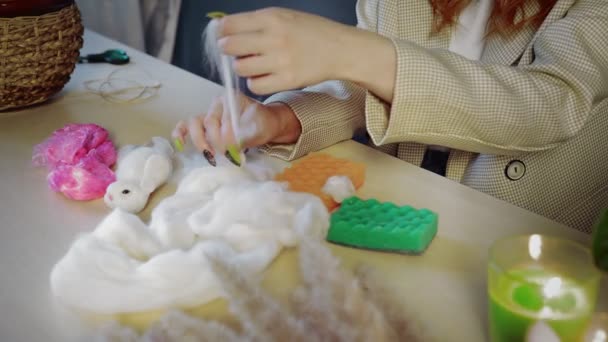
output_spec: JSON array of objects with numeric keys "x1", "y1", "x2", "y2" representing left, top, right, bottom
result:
[{"x1": 104, "y1": 137, "x2": 174, "y2": 213}]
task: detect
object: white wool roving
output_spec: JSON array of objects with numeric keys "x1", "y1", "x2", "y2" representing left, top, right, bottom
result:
[
  {"x1": 204, "y1": 17, "x2": 247, "y2": 164},
  {"x1": 169, "y1": 148, "x2": 278, "y2": 186},
  {"x1": 322, "y1": 175, "x2": 356, "y2": 203},
  {"x1": 50, "y1": 163, "x2": 329, "y2": 314}
]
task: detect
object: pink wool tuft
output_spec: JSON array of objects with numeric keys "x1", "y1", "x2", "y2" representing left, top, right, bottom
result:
[
  {"x1": 48, "y1": 155, "x2": 117, "y2": 200},
  {"x1": 33, "y1": 123, "x2": 117, "y2": 201},
  {"x1": 33, "y1": 123, "x2": 113, "y2": 168}
]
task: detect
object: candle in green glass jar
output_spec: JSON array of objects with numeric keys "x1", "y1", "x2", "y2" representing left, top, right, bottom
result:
[
  {"x1": 489, "y1": 267, "x2": 596, "y2": 341},
  {"x1": 488, "y1": 235, "x2": 601, "y2": 342}
]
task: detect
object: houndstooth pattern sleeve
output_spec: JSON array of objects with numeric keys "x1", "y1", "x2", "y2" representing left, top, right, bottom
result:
[
  {"x1": 259, "y1": 82, "x2": 366, "y2": 161},
  {"x1": 258, "y1": 0, "x2": 381, "y2": 161},
  {"x1": 365, "y1": 0, "x2": 608, "y2": 156}
]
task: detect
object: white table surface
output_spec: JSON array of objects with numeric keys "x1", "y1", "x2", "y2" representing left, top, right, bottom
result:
[{"x1": 1, "y1": 30, "x2": 605, "y2": 342}]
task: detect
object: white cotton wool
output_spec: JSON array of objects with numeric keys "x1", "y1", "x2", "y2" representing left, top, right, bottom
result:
[
  {"x1": 176, "y1": 165, "x2": 255, "y2": 195},
  {"x1": 51, "y1": 234, "x2": 234, "y2": 314},
  {"x1": 169, "y1": 148, "x2": 277, "y2": 186},
  {"x1": 168, "y1": 151, "x2": 209, "y2": 185},
  {"x1": 322, "y1": 175, "x2": 356, "y2": 203},
  {"x1": 148, "y1": 192, "x2": 210, "y2": 250},
  {"x1": 187, "y1": 181, "x2": 329, "y2": 251},
  {"x1": 93, "y1": 209, "x2": 162, "y2": 259},
  {"x1": 242, "y1": 153, "x2": 280, "y2": 181},
  {"x1": 50, "y1": 163, "x2": 330, "y2": 314}
]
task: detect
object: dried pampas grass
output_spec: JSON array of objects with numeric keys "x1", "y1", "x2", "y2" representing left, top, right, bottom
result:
[{"x1": 93, "y1": 239, "x2": 427, "y2": 342}]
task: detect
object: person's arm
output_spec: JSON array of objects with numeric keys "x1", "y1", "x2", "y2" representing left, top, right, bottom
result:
[
  {"x1": 334, "y1": 28, "x2": 396, "y2": 104},
  {"x1": 339, "y1": 3, "x2": 608, "y2": 155},
  {"x1": 228, "y1": 1, "x2": 607, "y2": 158},
  {"x1": 258, "y1": 1, "x2": 382, "y2": 161},
  {"x1": 259, "y1": 81, "x2": 366, "y2": 160}
]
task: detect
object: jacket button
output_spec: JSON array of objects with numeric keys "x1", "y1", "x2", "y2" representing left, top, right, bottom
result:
[{"x1": 505, "y1": 160, "x2": 526, "y2": 181}]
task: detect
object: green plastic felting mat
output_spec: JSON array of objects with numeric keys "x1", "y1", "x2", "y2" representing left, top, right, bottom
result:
[{"x1": 327, "y1": 197, "x2": 438, "y2": 254}]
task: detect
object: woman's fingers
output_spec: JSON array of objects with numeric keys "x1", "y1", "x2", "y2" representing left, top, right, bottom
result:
[
  {"x1": 238, "y1": 104, "x2": 265, "y2": 148},
  {"x1": 178, "y1": 94, "x2": 275, "y2": 163},
  {"x1": 172, "y1": 120, "x2": 188, "y2": 144},
  {"x1": 220, "y1": 102, "x2": 238, "y2": 149},
  {"x1": 214, "y1": 8, "x2": 350, "y2": 95},
  {"x1": 218, "y1": 11, "x2": 265, "y2": 37},
  {"x1": 187, "y1": 116, "x2": 212, "y2": 153},
  {"x1": 218, "y1": 32, "x2": 268, "y2": 57},
  {"x1": 233, "y1": 55, "x2": 275, "y2": 78},
  {"x1": 204, "y1": 107, "x2": 223, "y2": 153},
  {"x1": 247, "y1": 74, "x2": 288, "y2": 95}
]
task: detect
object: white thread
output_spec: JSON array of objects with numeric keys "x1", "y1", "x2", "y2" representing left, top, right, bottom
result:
[
  {"x1": 51, "y1": 65, "x2": 162, "y2": 105},
  {"x1": 0, "y1": 66, "x2": 162, "y2": 114},
  {"x1": 82, "y1": 67, "x2": 162, "y2": 104}
]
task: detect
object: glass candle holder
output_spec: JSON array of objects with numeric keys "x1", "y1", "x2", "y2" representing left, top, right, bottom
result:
[
  {"x1": 488, "y1": 234, "x2": 601, "y2": 341},
  {"x1": 583, "y1": 313, "x2": 608, "y2": 342}
]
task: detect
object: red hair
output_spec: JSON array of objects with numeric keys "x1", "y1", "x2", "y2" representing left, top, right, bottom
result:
[{"x1": 430, "y1": 0, "x2": 558, "y2": 35}]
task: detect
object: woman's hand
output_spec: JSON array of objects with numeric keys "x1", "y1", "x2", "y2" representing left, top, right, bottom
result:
[
  {"x1": 172, "y1": 94, "x2": 301, "y2": 156},
  {"x1": 215, "y1": 8, "x2": 352, "y2": 94},
  {"x1": 216, "y1": 7, "x2": 397, "y2": 102}
]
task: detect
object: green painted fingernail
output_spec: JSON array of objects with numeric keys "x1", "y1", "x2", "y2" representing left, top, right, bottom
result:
[
  {"x1": 174, "y1": 138, "x2": 184, "y2": 152},
  {"x1": 207, "y1": 11, "x2": 227, "y2": 19},
  {"x1": 225, "y1": 145, "x2": 242, "y2": 166}
]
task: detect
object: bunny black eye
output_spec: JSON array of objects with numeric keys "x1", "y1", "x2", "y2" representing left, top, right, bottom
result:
[{"x1": 122, "y1": 189, "x2": 130, "y2": 195}]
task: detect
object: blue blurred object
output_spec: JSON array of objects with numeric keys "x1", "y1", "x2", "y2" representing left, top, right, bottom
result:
[{"x1": 352, "y1": 133, "x2": 370, "y2": 145}]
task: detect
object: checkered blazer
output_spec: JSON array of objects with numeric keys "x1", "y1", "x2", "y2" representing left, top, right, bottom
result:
[{"x1": 260, "y1": 0, "x2": 608, "y2": 233}]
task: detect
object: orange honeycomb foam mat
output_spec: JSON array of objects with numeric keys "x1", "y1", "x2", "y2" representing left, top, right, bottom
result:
[{"x1": 275, "y1": 153, "x2": 366, "y2": 211}]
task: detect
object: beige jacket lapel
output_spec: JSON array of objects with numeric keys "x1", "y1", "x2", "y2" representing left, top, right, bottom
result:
[
  {"x1": 481, "y1": 0, "x2": 575, "y2": 65},
  {"x1": 389, "y1": 0, "x2": 452, "y2": 49},
  {"x1": 378, "y1": 0, "x2": 577, "y2": 178},
  {"x1": 448, "y1": 0, "x2": 574, "y2": 181},
  {"x1": 518, "y1": 0, "x2": 576, "y2": 64}
]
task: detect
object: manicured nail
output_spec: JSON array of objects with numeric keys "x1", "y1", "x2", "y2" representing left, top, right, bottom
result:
[
  {"x1": 203, "y1": 149, "x2": 216, "y2": 167},
  {"x1": 206, "y1": 11, "x2": 227, "y2": 19},
  {"x1": 225, "y1": 147, "x2": 241, "y2": 167},
  {"x1": 173, "y1": 138, "x2": 184, "y2": 152}
]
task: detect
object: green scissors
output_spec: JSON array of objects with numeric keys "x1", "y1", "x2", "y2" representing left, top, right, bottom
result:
[{"x1": 78, "y1": 49, "x2": 130, "y2": 65}]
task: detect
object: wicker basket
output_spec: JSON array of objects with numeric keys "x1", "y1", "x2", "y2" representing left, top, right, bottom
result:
[{"x1": 0, "y1": 4, "x2": 83, "y2": 111}]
